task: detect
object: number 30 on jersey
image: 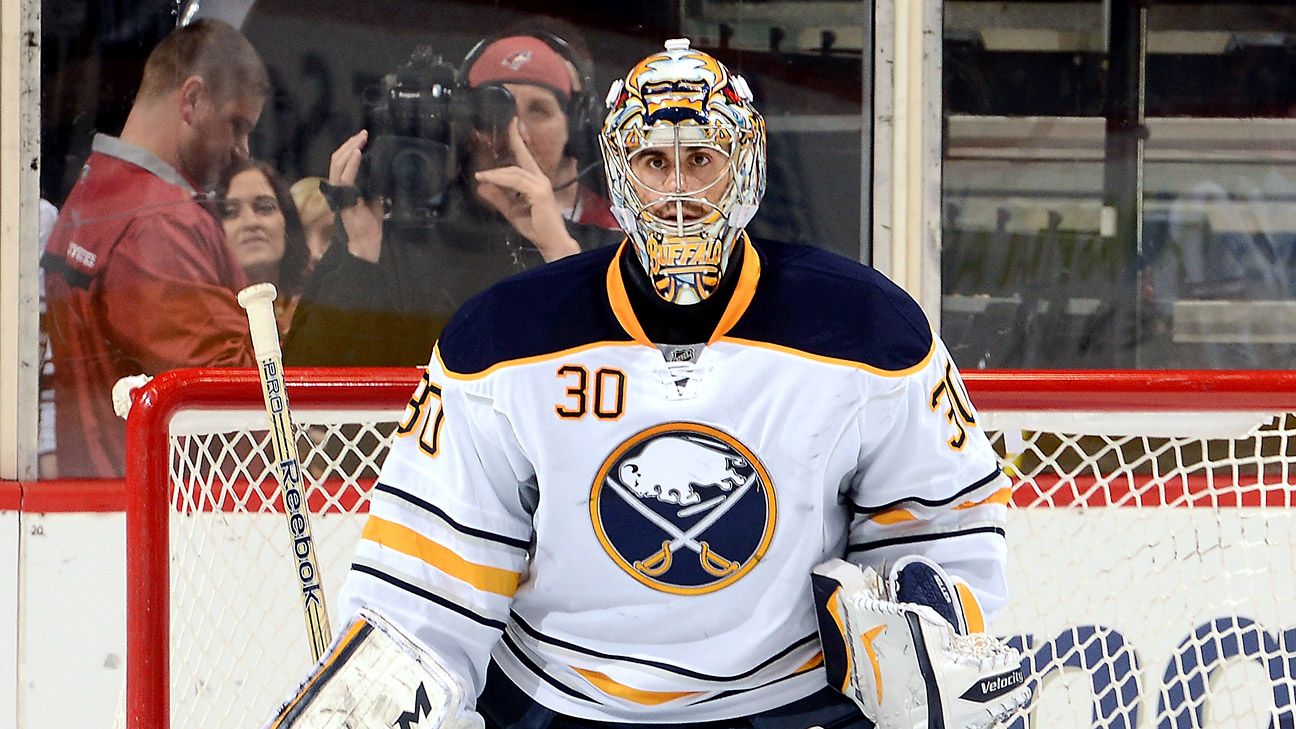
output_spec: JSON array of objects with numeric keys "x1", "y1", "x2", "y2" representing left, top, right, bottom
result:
[
  {"x1": 396, "y1": 369, "x2": 445, "y2": 457},
  {"x1": 555, "y1": 364, "x2": 626, "y2": 420}
]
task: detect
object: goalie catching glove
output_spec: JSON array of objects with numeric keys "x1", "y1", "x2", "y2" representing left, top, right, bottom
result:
[
  {"x1": 811, "y1": 556, "x2": 1030, "y2": 729},
  {"x1": 265, "y1": 607, "x2": 484, "y2": 729}
]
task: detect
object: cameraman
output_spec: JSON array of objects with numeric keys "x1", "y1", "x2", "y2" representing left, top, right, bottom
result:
[{"x1": 285, "y1": 35, "x2": 619, "y2": 366}]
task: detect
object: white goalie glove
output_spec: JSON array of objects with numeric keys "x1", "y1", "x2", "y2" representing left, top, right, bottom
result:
[
  {"x1": 811, "y1": 556, "x2": 1030, "y2": 729},
  {"x1": 265, "y1": 607, "x2": 484, "y2": 729}
]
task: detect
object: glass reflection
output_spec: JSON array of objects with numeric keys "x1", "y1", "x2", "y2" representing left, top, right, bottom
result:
[
  {"x1": 942, "y1": 1, "x2": 1296, "y2": 370},
  {"x1": 36, "y1": 1, "x2": 869, "y2": 479}
]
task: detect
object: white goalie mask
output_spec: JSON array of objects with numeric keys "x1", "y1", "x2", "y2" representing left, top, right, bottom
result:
[{"x1": 600, "y1": 38, "x2": 766, "y2": 305}]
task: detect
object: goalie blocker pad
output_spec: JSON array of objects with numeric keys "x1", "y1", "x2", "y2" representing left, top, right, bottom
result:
[
  {"x1": 266, "y1": 607, "x2": 481, "y2": 729},
  {"x1": 811, "y1": 558, "x2": 1030, "y2": 729}
]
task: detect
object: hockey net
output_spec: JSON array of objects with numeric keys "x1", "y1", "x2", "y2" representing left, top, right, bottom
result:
[{"x1": 124, "y1": 367, "x2": 1296, "y2": 729}]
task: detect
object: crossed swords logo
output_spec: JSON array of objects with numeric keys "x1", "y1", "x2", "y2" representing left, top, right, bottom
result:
[{"x1": 606, "y1": 469, "x2": 758, "y2": 578}]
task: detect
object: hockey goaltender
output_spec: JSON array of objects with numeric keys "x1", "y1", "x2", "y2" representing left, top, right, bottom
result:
[{"x1": 267, "y1": 39, "x2": 1031, "y2": 729}]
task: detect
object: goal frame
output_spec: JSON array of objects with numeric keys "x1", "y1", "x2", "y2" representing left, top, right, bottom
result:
[
  {"x1": 124, "y1": 367, "x2": 419, "y2": 729},
  {"x1": 123, "y1": 366, "x2": 1296, "y2": 729}
]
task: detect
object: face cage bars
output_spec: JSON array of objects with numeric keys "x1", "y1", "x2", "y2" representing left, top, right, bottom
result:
[{"x1": 612, "y1": 124, "x2": 740, "y2": 237}]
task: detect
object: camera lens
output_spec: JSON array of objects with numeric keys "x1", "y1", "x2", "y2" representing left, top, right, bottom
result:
[{"x1": 471, "y1": 85, "x2": 517, "y2": 137}]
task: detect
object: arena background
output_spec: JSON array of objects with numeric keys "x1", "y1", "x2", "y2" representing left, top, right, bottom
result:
[{"x1": 3, "y1": 1, "x2": 1296, "y2": 726}]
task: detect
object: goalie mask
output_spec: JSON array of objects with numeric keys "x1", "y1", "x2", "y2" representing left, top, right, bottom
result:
[{"x1": 600, "y1": 38, "x2": 766, "y2": 305}]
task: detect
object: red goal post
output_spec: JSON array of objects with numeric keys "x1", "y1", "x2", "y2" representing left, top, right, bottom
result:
[
  {"x1": 125, "y1": 367, "x2": 418, "y2": 729},
  {"x1": 124, "y1": 368, "x2": 1296, "y2": 729}
]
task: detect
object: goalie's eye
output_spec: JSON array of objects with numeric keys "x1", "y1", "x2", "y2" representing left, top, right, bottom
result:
[
  {"x1": 628, "y1": 151, "x2": 673, "y2": 188},
  {"x1": 642, "y1": 152, "x2": 669, "y2": 171},
  {"x1": 686, "y1": 148, "x2": 727, "y2": 175}
]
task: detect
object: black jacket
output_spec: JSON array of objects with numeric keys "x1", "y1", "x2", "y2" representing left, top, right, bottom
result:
[{"x1": 285, "y1": 199, "x2": 620, "y2": 366}]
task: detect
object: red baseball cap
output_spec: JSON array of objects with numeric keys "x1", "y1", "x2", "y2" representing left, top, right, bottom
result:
[{"x1": 466, "y1": 36, "x2": 573, "y2": 103}]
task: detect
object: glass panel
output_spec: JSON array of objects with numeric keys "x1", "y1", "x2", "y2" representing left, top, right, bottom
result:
[
  {"x1": 1140, "y1": 4, "x2": 1296, "y2": 369},
  {"x1": 942, "y1": 0, "x2": 1113, "y2": 370},
  {"x1": 943, "y1": 0, "x2": 1296, "y2": 371},
  {"x1": 40, "y1": 1, "x2": 182, "y2": 480},
  {"x1": 36, "y1": 1, "x2": 867, "y2": 479}
]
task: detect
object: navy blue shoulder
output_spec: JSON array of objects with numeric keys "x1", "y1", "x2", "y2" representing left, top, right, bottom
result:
[
  {"x1": 437, "y1": 245, "x2": 630, "y2": 375},
  {"x1": 729, "y1": 239, "x2": 934, "y2": 371}
]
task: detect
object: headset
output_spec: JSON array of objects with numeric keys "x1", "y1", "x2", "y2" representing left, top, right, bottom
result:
[{"x1": 459, "y1": 30, "x2": 604, "y2": 186}]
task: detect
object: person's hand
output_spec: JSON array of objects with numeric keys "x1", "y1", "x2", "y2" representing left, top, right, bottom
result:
[
  {"x1": 329, "y1": 130, "x2": 384, "y2": 263},
  {"x1": 473, "y1": 120, "x2": 581, "y2": 262}
]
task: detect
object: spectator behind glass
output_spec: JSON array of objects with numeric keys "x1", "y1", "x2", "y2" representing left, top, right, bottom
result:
[
  {"x1": 40, "y1": 18, "x2": 270, "y2": 478},
  {"x1": 284, "y1": 33, "x2": 621, "y2": 367},
  {"x1": 37, "y1": 199, "x2": 60, "y2": 478},
  {"x1": 465, "y1": 35, "x2": 617, "y2": 238},
  {"x1": 290, "y1": 176, "x2": 336, "y2": 273},
  {"x1": 1145, "y1": 174, "x2": 1296, "y2": 368},
  {"x1": 218, "y1": 160, "x2": 311, "y2": 334}
]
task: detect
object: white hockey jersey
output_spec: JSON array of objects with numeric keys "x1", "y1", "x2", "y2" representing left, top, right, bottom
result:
[{"x1": 337, "y1": 236, "x2": 1010, "y2": 723}]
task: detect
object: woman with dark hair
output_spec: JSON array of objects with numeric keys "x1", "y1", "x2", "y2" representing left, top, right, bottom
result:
[{"x1": 216, "y1": 160, "x2": 311, "y2": 333}]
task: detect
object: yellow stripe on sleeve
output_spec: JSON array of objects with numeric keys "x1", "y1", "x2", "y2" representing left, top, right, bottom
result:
[
  {"x1": 361, "y1": 515, "x2": 521, "y2": 597},
  {"x1": 868, "y1": 508, "x2": 918, "y2": 525},
  {"x1": 954, "y1": 487, "x2": 1012, "y2": 510},
  {"x1": 794, "y1": 651, "x2": 824, "y2": 673}
]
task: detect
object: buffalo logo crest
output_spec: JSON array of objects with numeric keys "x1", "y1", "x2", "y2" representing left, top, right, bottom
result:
[{"x1": 591, "y1": 422, "x2": 776, "y2": 594}]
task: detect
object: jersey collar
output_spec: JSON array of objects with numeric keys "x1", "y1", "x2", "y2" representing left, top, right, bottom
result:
[
  {"x1": 92, "y1": 133, "x2": 198, "y2": 194},
  {"x1": 606, "y1": 233, "x2": 762, "y2": 347}
]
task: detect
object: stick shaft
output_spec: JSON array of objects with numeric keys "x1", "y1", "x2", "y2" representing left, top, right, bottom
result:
[{"x1": 239, "y1": 284, "x2": 332, "y2": 660}]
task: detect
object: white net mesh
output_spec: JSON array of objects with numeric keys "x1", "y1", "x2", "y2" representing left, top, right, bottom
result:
[
  {"x1": 165, "y1": 408, "x2": 401, "y2": 729},
  {"x1": 135, "y1": 379, "x2": 1296, "y2": 729},
  {"x1": 987, "y1": 410, "x2": 1296, "y2": 729}
]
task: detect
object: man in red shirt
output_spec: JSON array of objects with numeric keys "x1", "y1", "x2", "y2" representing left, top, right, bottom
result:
[{"x1": 42, "y1": 19, "x2": 271, "y2": 478}]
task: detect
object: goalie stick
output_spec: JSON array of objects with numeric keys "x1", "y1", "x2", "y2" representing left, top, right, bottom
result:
[{"x1": 239, "y1": 282, "x2": 332, "y2": 661}]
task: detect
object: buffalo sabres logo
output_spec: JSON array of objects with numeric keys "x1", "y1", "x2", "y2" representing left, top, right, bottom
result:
[{"x1": 590, "y1": 423, "x2": 776, "y2": 595}]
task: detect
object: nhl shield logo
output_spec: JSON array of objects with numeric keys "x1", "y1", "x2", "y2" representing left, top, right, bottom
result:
[{"x1": 590, "y1": 422, "x2": 776, "y2": 595}]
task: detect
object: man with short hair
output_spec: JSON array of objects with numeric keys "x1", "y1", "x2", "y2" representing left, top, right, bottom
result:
[{"x1": 42, "y1": 18, "x2": 271, "y2": 478}]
